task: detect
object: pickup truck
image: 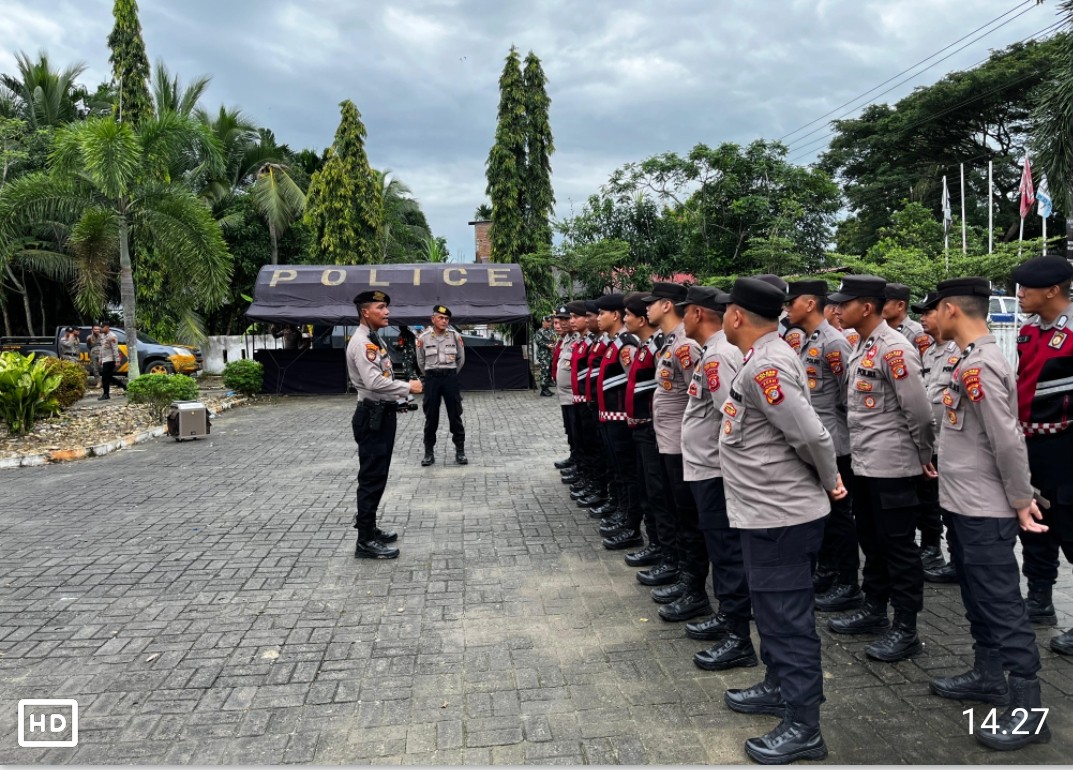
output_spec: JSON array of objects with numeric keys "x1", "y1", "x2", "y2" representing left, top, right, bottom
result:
[{"x1": 0, "y1": 326, "x2": 200, "y2": 376}]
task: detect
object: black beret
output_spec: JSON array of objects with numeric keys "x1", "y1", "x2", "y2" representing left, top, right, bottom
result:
[
  {"x1": 552, "y1": 305, "x2": 570, "y2": 319},
  {"x1": 565, "y1": 300, "x2": 587, "y2": 316},
  {"x1": 354, "y1": 290, "x2": 391, "y2": 305},
  {"x1": 594, "y1": 293, "x2": 626, "y2": 312},
  {"x1": 827, "y1": 275, "x2": 887, "y2": 303},
  {"x1": 884, "y1": 283, "x2": 911, "y2": 302},
  {"x1": 910, "y1": 291, "x2": 939, "y2": 314},
  {"x1": 641, "y1": 281, "x2": 688, "y2": 303},
  {"x1": 584, "y1": 300, "x2": 599, "y2": 314},
  {"x1": 1012, "y1": 255, "x2": 1073, "y2": 288},
  {"x1": 786, "y1": 280, "x2": 828, "y2": 299},
  {"x1": 753, "y1": 273, "x2": 788, "y2": 293},
  {"x1": 432, "y1": 304, "x2": 452, "y2": 318},
  {"x1": 676, "y1": 285, "x2": 730, "y2": 312},
  {"x1": 729, "y1": 278, "x2": 785, "y2": 320},
  {"x1": 624, "y1": 293, "x2": 652, "y2": 318},
  {"x1": 936, "y1": 277, "x2": 991, "y2": 300}
]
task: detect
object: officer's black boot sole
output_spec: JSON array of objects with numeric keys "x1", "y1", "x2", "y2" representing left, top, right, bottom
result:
[
  {"x1": 355, "y1": 542, "x2": 400, "y2": 559},
  {"x1": 929, "y1": 679, "x2": 1009, "y2": 706},
  {"x1": 744, "y1": 729, "x2": 828, "y2": 765},
  {"x1": 693, "y1": 635, "x2": 758, "y2": 671}
]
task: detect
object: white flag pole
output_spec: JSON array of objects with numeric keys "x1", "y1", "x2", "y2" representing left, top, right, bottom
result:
[
  {"x1": 1043, "y1": 214, "x2": 1048, "y2": 256},
  {"x1": 988, "y1": 161, "x2": 993, "y2": 254},
  {"x1": 960, "y1": 163, "x2": 967, "y2": 254}
]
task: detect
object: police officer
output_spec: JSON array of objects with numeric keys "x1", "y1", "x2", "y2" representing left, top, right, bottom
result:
[
  {"x1": 534, "y1": 315, "x2": 557, "y2": 396},
  {"x1": 827, "y1": 275, "x2": 935, "y2": 663},
  {"x1": 346, "y1": 290, "x2": 423, "y2": 559},
  {"x1": 719, "y1": 277, "x2": 845, "y2": 765},
  {"x1": 417, "y1": 305, "x2": 467, "y2": 466},
  {"x1": 784, "y1": 280, "x2": 859, "y2": 612},
  {"x1": 552, "y1": 306, "x2": 581, "y2": 474},
  {"x1": 580, "y1": 302, "x2": 615, "y2": 513},
  {"x1": 1012, "y1": 254, "x2": 1073, "y2": 650},
  {"x1": 645, "y1": 281, "x2": 710, "y2": 621},
  {"x1": 883, "y1": 283, "x2": 932, "y2": 358},
  {"x1": 566, "y1": 301, "x2": 607, "y2": 507},
  {"x1": 929, "y1": 276, "x2": 1051, "y2": 750},
  {"x1": 678, "y1": 285, "x2": 755, "y2": 670}
]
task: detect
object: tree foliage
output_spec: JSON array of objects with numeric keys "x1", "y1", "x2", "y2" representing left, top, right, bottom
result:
[
  {"x1": 1032, "y1": 7, "x2": 1073, "y2": 256},
  {"x1": 486, "y1": 47, "x2": 527, "y2": 263},
  {"x1": 107, "y1": 0, "x2": 154, "y2": 126},
  {"x1": 521, "y1": 52, "x2": 554, "y2": 255}
]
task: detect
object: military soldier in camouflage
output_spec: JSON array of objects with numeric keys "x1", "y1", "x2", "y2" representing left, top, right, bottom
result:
[{"x1": 534, "y1": 315, "x2": 557, "y2": 396}]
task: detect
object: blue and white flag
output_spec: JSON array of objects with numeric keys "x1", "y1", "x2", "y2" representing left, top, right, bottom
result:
[{"x1": 1037, "y1": 175, "x2": 1053, "y2": 219}]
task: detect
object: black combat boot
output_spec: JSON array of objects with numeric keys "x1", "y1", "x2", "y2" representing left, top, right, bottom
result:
[
  {"x1": 1026, "y1": 580, "x2": 1057, "y2": 625},
  {"x1": 812, "y1": 565, "x2": 836, "y2": 595},
  {"x1": 658, "y1": 586, "x2": 713, "y2": 622},
  {"x1": 975, "y1": 676, "x2": 1051, "y2": 751},
  {"x1": 373, "y1": 527, "x2": 398, "y2": 544},
  {"x1": 693, "y1": 632, "x2": 757, "y2": 671},
  {"x1": 865, "y1": 609, "x2": 923, "y2": 661},
  {"x1": 744, "y1": 704, "x2": 828, "y2": 765},
  {"x1": 355, "y1": 530, "x2": 400, "y2": 559},
  {"x1": 455, "y1": 445, "x2": 468, "y2": 465},
  {"x1": 930, "y1": 646, "x2": 1009, "y2": 705},
  {"x1": 603, "y1": 528, "x2": 643, "y2": 551},
  {"x1": 827, "y1": 599, "x2": 890, "y2": 635},
  {"x1": 924, "y1": 561, "x2": 958, "y2": 583},
  {"x1": 540, "y1": 386, "x2": 553, "y2": 397},
  {"x1": 1051, "y1": 627, "x2": 1073, "y2": 655},
  {"x1": 624, "y1": 543, "x2": 662, "y2": 567},
  {"x1": 598, "y1": 513, "x2": 628, "y2": 537},
  {"x1": 815, "y1": 583, "x2": 864, "y2": 613},
  {"x1": 685, "y1": 611, "x2": 732, "y2": 641},
  {"x1": 724, "y1": 672, "x2": 785, "y2": 716},
  {"x1": 554, "y1": 457, "x2": 575, "y2": 470},
  {"x1": 587, "y1": 499, "x2": 617, "y2": 516},
  {"x1": 636, "y1": 559, "x2": 679, "y2": 587},
  {"x1": 561, "y1": 470, "x2": 582, "y2": 485},
  {"x1": 919, "y1": 544, "x2": 947, "y2": 572},
  {"x1": 651, "y1": 573, "x2": 691, "y2": 604},
  {"x1": 421, "y1": 448, "x2": 435, "y2": 467}
]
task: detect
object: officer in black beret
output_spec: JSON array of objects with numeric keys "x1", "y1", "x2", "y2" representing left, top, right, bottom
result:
[{"x1": 1012, "y1": 255, "x2": 1073, "y2": 647}]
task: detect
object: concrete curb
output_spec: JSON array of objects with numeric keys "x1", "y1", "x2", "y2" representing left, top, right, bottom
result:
[{"x1": 0, "y1": 395, "x2": 250, "y2": 468}]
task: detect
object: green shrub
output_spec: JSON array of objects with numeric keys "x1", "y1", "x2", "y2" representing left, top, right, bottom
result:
[
  {"x1": 0, "y1": 352, "x2": 62, "y2": 435},
  {"x1": 222, "y1": 359, "x2": 264, "y2": 396},
  {"x1": 41, "y1": 358, "x2": 88, "y2": 409},
  {"x1": 127, "y1": 373, "x2": 199, "y2": 423}
]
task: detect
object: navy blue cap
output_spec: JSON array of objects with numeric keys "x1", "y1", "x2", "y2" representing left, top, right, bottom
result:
[
  {"x1": 1012, "y1": 255, "x2": 1073, "y2": 288},
  {"x1": 354, "y1": 290, "x2": 390, "y2": 305},
  {"x1": 594, "y1": 293, "x2": 625, "y2": 312}
]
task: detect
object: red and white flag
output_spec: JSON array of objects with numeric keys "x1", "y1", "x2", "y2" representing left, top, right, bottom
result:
[{"x1": 1019, "y1": 154, "x2": 1035, "y2": 219}]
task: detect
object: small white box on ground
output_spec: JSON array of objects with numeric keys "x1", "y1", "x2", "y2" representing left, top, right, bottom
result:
[{"x1": 167, "y1": 400, "x2": 210, "y2": 441}]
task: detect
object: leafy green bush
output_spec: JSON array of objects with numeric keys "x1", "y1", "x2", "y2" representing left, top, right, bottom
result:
[
  {"x1": 222, "y1": 359, "x2": 264, "y2": 396},
  {"x1": 0, "y1": 352, "x2": 62, "y2": 435},
  {"x1": 41, "y1": 358, "x2": 88, "y2": 409},
  {"x1": 126, "y1": 373, "x2": 199, "y2": 423}
]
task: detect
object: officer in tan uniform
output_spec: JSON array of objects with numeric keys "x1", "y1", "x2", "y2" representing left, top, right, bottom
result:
[
  {"x1": 645, "y1": 281, "x2": 709, "y2": 620},
  {"x1": 784, "y1": 280, "x2": 859, "y2": 612},
  {"x1": 827, "y1": 276, "x2": 936, "y2": 663},
  {"x1": 928, "y1": 277, "x2": 1051, "y2": 751},
  {"x1": 417, "y1": 304, "x2": 467, "y2": 466},
  {"x1": 346, "y1": 290, "x2": 423, "y2": 559},
  {"x1": 678, "y1": 285, "x2": 755, "y2": 670},
  {"x1": 883, "y1": 283, "x2": 932, "y2": 358},
  {"x1": 719, "y1": 277, "x2": 845, "y2": 765},
  {"x1": 556, "y1": 303, "x2": 585, "y2": 485}
]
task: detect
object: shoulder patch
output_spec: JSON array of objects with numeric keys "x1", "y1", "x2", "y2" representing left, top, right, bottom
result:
[
  {"x1": 962, "y1": 367, "x2": 984, "y2": 401},
  {"x1": 620, "y1": 347, "x2": 632, "y2": 367},
  {"x1": 365, "y1": 342, "x2": 379, "y2": 362},
  {"x1": 675, "y1": 345, "x2": 694, "y2": 369},
  {"x1": 754, "y1": 368, "x2": 784, "y2": 405},
  {"x1": 883, "y1": 349, "x2": 908, "y2": 380},
  {"x1": 703, "y1": 360, "x2": 720, "y2": 392},
  {"x1": 825, "y1": 350, "x2": 844, "y2": 375}
]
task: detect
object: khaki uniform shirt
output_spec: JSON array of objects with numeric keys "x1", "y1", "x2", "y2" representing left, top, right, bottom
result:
[
  {"x1": 416, "y1": 328, "x2": 465, "y2": 372},
  {"x1": 719, "y1": 331, "x2": 838, "y2": 529},
  {"x1": 938, "y1": 335, "x2": 1033, "y2": 518},
  {"x1": 923, "y1": 340, "x2": 959, "y2": 431},
  {"x1": 652, "y1": 322, "x2": 701, "y2": 455},
  {"x1": 346, "y1": 324, "x2": 411, "y2": 402},
  {"x1": 847, "y1": 322, "x2": 936, "y2": 478},
  {"x1": 100, "y1": 332, "x2": 120, "y2": 364},
  {"x1": 556, "y1": 332, "x2": 579, "y2": 406},
  {"x1": 681, "y1": 330, "x2": 741, "y2": 481},
  {"x1": 799, "y1": 320, "x2": 852, "y2": 457},
  {"x1": 892, "y1": 316, "x2": 932, "y2": 359}
]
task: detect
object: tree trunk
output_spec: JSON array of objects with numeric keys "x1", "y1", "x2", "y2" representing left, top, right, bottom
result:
[
  {"x1": 118, "y1": 210, "x2": 140, "y2": 378},
  {"x1": 1, "y1": 296, "x2": 11, "y2": 336},
  {"x1": 7, "y1": 266, "x2": 33, "y2": 335},
  {"x1": 269, "y1": 220, "x2": 279, "y2": 265}
]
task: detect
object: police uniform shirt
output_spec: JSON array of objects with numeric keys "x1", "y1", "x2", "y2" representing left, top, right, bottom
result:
[
  {"x1": 923, "y1": 340, "x2": 959, "y2": 429},
  {"x1": 938, "y1": 335, "x2": 1034, "y2": 517},
  {"x1": 652, "y1": 322, "x2": 702, "y2": 455},
  {"x1": 681, "y1": 330, "x2": 741, "y2": 481},
  {"x1": 719, "y1": 330, "x2": 838, "y2": 529},
  {"x1": 556, "y1": 331, "x2": 579, "y2": 406},
  {"x1": 347, "y1": 324, "x2": 411, "y2": 402},
  {"x1": 416, "y1": 328, "x2": 466, "y2": 372},
  {"x1": 892, "y1": 316, "x2": 932, "y2": 358},
  {"x1": 800, "y1": 320, "x2": 852, "y2": 457},
  {"x1": 846, "y1": 322, "x2": 936, "y2": 478}
]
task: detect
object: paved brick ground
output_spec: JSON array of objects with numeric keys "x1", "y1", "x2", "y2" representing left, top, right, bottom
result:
[{"x1": 1, "y1": 391, "x2": 1071, "y2": 764}]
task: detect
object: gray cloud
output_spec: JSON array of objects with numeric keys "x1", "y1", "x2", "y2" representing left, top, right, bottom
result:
[{"x1": 0, "y1": 0, "x2": 1053, "y2": 261}]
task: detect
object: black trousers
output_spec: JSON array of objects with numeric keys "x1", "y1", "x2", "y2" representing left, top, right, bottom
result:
[
  {"x1": 1020, "y1": 433, "x2": 1073, "y2": 583},
  {"x1": 423, "y1": 372, "x2": 465, "y2": 450},
  {"x1": 352, "y1": 404, "x2": 397, "y2": 531},
  {"x1": 632, "y1": 423, "x2": 669, "y2": 549},
  {"x1": 947, "y1": 511, "x2": 1041, "y2": 678},
  {"x1": 662, "y1": 452, "x2": 706, "y2": 586},
  {"x1": 691, "y1": 477, "x2": 750, "y2": 630},
  {"x1": 855, "y1": 474, "x2": 924, "y2": 613},
  {"x1": 577, "y1": 402, "x2": 606, "y2": 489},
  {"x1": 741, "y1": 517, "x2": 825, "y2": 726},
  {"x1": 817, "y1": 454, "x2": 858, "y2": 584},
  {"x1": 100, "y1": 360, "x2": 125, "y2": 397},
  {"x1": 602, "y1": 420, "x2": 641, "y2": 525},
  {"x1": 916, "y1": 454, "x2": 943, "y2": 548},
  {"x1": 561, "y1": 404, "x2": 578, "y2": 457}
]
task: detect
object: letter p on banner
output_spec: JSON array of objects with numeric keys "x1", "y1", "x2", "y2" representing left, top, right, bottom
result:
[{"x1": 18, "y1": 699, "x2": 78, "y2": 747}]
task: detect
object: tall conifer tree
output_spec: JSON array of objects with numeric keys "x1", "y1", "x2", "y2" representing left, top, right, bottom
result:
[
  {"x1": 304, "y1": 100, "x2": 383, "y2": 264},
  {"x1": 522, "y1": 52, "x2": 554, "y2": 255},
  {"x1": 485, "y1": 46, "x2": 527, "y2": 262},
  {"x1": 107, "y1": 0, "x2": 154, "y2": 125}
]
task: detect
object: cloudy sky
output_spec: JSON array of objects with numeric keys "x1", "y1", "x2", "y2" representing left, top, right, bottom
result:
[{"x1": 0, "y1": 0, "x2": 1057, "y2": 261}]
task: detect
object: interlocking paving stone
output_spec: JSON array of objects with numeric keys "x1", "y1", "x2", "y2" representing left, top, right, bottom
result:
[{"x1": 1, "y1": 391, "x2": 1071, "y2": 764}]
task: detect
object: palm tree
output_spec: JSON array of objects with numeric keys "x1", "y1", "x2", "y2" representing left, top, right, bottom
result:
[
  {"x1": 374, "y1": 169, "x2": 432, "y2": 262},
  {"x1": 422, "y1": 236, "x2": 450, "y2": 263},
  {"x1": 0, "y1": 113, "x2": 232, "y2": 369},
  {"x1": 0, "y1": 51, "x2": 87, "y2": 128},
  {"x1": 251, "y1": 159, "x2": 306, "y2": 264},
  {"x1": 151, "y1": 61, "x2": 210, "y2": 118}
]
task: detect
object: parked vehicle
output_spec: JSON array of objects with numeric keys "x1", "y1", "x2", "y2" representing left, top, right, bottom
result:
[
  {"x1": 988, "y1": 295, "x2": 1023, "y2": 325},
  {"x1": 0, "y1": 326, "x2": 200, "y2": 376}
]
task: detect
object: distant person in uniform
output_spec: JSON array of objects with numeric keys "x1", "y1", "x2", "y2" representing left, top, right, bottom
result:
[
  {"x1": 534, "y1": 315, "x2": 557, "y2": 397},
  {"x1": 417, "y1": 305, "x2": 467, "y2": 466},
  {"x1": 97, "y1": 322, "x2": 126, "y2": 400},
  {"x1": 86, "y1": 324, "x2": 102, "y2": 387},
  {"x1": 346, "y1": 290, "x2": 423, "y2": 559},
  {"x1": 60, "y1": 327, "x2": 81, "y2": 362},
  {"x1": 883, "y1": 283, "x2": 932, "y2": 358},
  {"x1": 929, "y1": 276, "x2": 1051, "y2": 750}
]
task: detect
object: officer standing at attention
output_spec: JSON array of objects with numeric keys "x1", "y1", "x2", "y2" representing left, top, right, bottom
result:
[
  {"x1": 557, "y1": 304, "x2": 586, "y2": 485},
  {"x1": 719, "y1": 277, "x2": 845, "y2": 765},
  {"x1": 1012, "y1": 254, "x2": 1073, "y2": 651},
  {"x1": 783, "y1": 280, "x2": 859, "y2": 612},
  {"x1": 552, "y1": 307, "x2": 580, "y2": 473},
  {"x1": 827, "y1": 276, "x2": 935, "y2": 662},
  {"x1": 928, "y1": 277, "x2": 1052, "y2": 750},
  {"x1": 347, "y1": 290, "x2": 423, "y2": 559},
  {"x1": 534, "y1": 315, "x2": 557, "y2": 397},
  {"x1": 417, "y1": 305, "x2": 467, "y2": 466},
  {"x1": 883, "y1": 283, "x2": 932, "y2": 358}
]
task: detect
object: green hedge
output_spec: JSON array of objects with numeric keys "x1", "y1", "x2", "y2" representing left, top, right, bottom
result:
[
  {"x1": 41, "y1": 358, "x2": 88, "y2": 409},
  {"x1": 127, "y1": 373, "x2": 199, "y2": 423},
  {"x1": 0, "y1": 352, "x2": 61, "y2": 435},
  {"x1": 222, "y1": 359, "x2": 263, "y2": 397}
]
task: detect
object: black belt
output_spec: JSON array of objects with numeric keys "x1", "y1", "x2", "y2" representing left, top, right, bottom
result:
[
  {"x1": 361, "y1": 398, "x2": 405, "y2": 413},
  {"x1": 424, "y1": 369, "x2": 457, "y2": 377}
]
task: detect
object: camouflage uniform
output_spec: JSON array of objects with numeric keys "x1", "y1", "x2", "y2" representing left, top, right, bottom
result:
[{"x1": 534, "y1": 326, "x2": 557, "y2": 391}]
